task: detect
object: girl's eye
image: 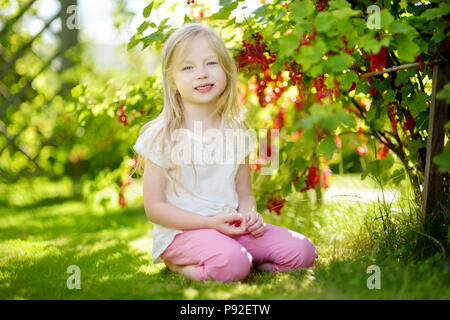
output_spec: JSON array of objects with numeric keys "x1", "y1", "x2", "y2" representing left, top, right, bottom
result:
[{"x1": 182, "y1": 62, "x2": 217, "y2": 70}]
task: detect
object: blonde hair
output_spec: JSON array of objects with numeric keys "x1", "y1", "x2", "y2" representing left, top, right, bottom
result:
[{"x1": 131, "y1": 22, "x2": 251, "y2": 197}]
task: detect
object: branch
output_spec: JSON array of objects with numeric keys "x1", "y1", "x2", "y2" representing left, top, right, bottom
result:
[
  {"x1": 346, "y1": 93, "x2": 401, "y2": 153},
  {"x1": 417, "y1": 70, "x2": 425, "y2": 92},
  {"x1": 385, "y1": 130, "x2": 403, "y2": 147},
  {"x1": 360, "y1": 62, "x2": 426, "y2": 78}
]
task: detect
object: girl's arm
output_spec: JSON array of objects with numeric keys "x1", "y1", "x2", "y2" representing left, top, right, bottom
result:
[
  {"x1": 143, "y1": 159, "x2": 213, "y2": 230},
  {"x1": 235, "y1": 157, "x2": 265, "y2": 237},
  {"x1": 235, "y1": 156, "x2": 257, "y2": 213}
]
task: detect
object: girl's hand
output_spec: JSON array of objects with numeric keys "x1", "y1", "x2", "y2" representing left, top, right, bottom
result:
[
  {"x1": 241, "y1": 210, "x2": 265, "y2": 237},
  {"x1": 209, "y1": 213, "x2": 247, "y2": 237}
]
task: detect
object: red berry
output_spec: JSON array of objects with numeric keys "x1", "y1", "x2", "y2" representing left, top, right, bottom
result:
[
  {"x1": 334, "y1": 136, "x2": 342, "y2": 149},
  {"x1": 119, "y1": 194, "x2": 126, "y2": 208},
  {"x1": 266, "y1": 195, "x2": 286, "y2": 215},
  {"x1": 316, "y1": 0, "x2": 329, "y2": 11},
  {"x1": 300, "y1": 166, "x2": 321, "y2": 192},
  {"x1": 378, "y1": 144, "x2": 389, "y2": 159},
  {"x1": 357, "y1": 145, "x2": 368, "y2": 156},
  {"x1": 348, "y1": 82, "x2": 356, "y2": 92},
  {"x1": 417, "y1": 54, "x2": 425, "y2": 72},
  {"x1": 235, "y1": 32, "x2": 276, "y2": 72}
]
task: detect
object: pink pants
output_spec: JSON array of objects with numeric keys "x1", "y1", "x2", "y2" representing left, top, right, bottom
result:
[{"x1": 160, "y1": 223, "x2": 318, "y2": 282}]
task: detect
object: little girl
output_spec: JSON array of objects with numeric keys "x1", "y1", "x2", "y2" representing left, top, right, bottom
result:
[{"x1": 133, "y1": 22, "x2": 318, "y2": 282}]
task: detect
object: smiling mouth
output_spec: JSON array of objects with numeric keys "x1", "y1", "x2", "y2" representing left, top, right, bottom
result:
[{"x1": 195, "y1": 84, "x2": 214, "y2": 90}]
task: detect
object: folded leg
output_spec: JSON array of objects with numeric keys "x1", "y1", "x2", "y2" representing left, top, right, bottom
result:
[
  {"x1": 160, "y1": 228, "x2": 253, "y2": 282},
  {"x1": 233, "y1": 223, "x2": 318, "y2": 273}
]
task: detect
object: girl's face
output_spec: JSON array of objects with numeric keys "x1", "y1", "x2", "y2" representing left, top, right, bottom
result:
[{"x1": 171, "y1": 36, "x2": 227, "y2": 110}]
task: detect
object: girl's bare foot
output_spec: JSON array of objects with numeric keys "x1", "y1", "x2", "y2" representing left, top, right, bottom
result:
[
  {"x1": 165, "y1": 261, "x2": 198, "y2": 280},
  {"x1": 164, "y1": 260, "x2": 179, "y2": 272}
]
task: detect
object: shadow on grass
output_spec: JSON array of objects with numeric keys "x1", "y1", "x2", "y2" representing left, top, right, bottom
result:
[
  {"x1": 0, "y1": 197, "x2": 333, "y2": 299},
  {"x1": 0, "y1": 195, "x2": 78, "y2": 210},
  {"x1": 2, "y1": 197, "x2": 448, "y2": 300}
]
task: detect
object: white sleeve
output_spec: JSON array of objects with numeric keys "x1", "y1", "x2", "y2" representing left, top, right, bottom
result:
[{"x1": 133, "y1": 125, "x2": 172, "y2": 168}]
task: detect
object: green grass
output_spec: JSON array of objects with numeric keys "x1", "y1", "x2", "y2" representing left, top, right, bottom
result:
[{"x1": 0, "y1": 175, "x2": 448, "y2": 299}]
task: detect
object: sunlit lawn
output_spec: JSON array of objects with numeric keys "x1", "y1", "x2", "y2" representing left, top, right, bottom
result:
[{"x1": 0, "y1": 175, "x2": 448, "y2": 299}]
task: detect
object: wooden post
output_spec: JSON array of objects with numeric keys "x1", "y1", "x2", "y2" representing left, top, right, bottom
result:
[
  {"x1": 59, "y1": 0, "x2": 78, "y2": 96},
  {"x1": 422, "y1": 61, "x2": 450, "y2": 221}
]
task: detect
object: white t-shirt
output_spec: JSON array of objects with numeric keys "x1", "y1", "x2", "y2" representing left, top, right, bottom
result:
[{"x1": 133, "y1": 117, "x2": 256, "y2": 263}]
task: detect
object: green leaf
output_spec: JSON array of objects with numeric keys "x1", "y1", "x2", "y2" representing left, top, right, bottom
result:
[
  {"x1": 353, "y1": 19, "x2": 367, "y2": 36},
  {"x1": 335, "y1": 15, "x2": 354, "y2": 34},
  {"x1": 141, "y1": 31, "x2": 165, "y2": 49},
  {"x1": 328, "y1": 0, "x2": 351, "y2": 10},
  {"x1": 224, "y1": 16, "x2": 237, "y2": 28},
  {"x1": 388, "y1": 21, "x2": 417, "y2": 35},
  {"x1": 380, "y1": 9, "x2": 394, "y2": 28},
  {"x1": 433, "y1": 147, "x2": 450, "y2": 172},
  {"x1": 409, "y1": 92, "x2": 430, "y2": 117},
  {"x1": 292, "y1": 155, "x2": 309, "y2": 172},
  {"x1": 78, "y1": 110, "x2": 90, "y2": 124},
  {"x1": 408, "y1": 139, "x2": 424, "y2": 162},
  {"x1": 209, "y1": 1, "x2": 239, "y2": 20},
  {"x1": 318, "y1": 136, "x2": 337, "y2": 160},
  {"x1": 362, "y1": 154, "x2": 395, "y2": 181},
  {"x1": 290, "y1": 0, "x2": 314, "y2": 20},
  {"x1": 143, "y1": 2, "x2": 153, "y2": 18},
  {"x1": 284, "y1": 141, "x2": 296, "y2": 153},
  {"x1": 320, "y1": 114, "x2": 341, "y2": 131},
  {"x1": 335, "y1": 109, "x2": 356, "y2": 128},
  {"x1": 436, "y1": 83, "x2": 450, "y2": 104},
  {"x1": 297, "y1": 39, "x2": 326, "y2": 71},
  {"x1": 355, "y1": 78, "x2": 370, "y2": 94},
  {"x1": 137, "y1": 21, "x2": 149, "y2": 33},
  {"x1": 64, "y1": 102, "x2": 75, "y2": 113},
  {"x1": 391, "y1": 169, "x2": 405, "y2": 186},
  {"x1": 420, "y1": 8, "x2": 444, "y2": 20},
  {"x1": 383, "y1": 90, "x2": 396, "y2": 104},
  {"x1": 366, "y1": 101, "x2": 382, "y2": 126},
  {"x1": 71, "y1": 83, "x2": 85, "y2": 98},
  {"x1": 395, "y1": 34, "x2": 420, "y2": 62},
  {"x1": 308, "y1": 63, "x2": 323, "y2": 78},
  {"x1": 324, "y1": 53, "x2": 354, "y2": 74},
  {"x1": 315, "y1": 12, "x2": 333, "y2": 33},
  {"x1": 394, "y1": 70, "x2": 409, "y2": 86},
  {"x1": 338, "y1": 70, "x2": 358, "y2": 91},
  {"x1": 300, "y1": 127, "x2": 316, "y2": 150},
  {"x1": 252, "y1": 4, "x2": 270, "y2": 19},
  {"x1": 219, "y1": 0, "x2": 233, "y2": 6},
  {"x1": 446, "y1": 121, "x2": 450, "y2": 130},
  {"x1": 278, "y1": 34, "x2": 299, "y2": 59},
  {"x1": 360, "y1": 34, "x2": 382, "y2": 53},
  {"x1": 293, "y1": 115, "x2": 316, "y2": 130},
  {"x1": 275, "y1": 11, "x2": 287, "y2": 22},
  {"x1": 332, "y1": 7, "x2": 360, "y2": 20},
  {"x1": 127, "y1": 34, "x2": 141, "y2": 50},
  {"x1": 399, "y1": 0, "x2": 407, "y2": 10}
]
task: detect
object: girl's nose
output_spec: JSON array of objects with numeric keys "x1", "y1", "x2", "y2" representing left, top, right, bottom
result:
[{"x1": 196, "y1": 66, "x2": 208, "y2": 79}]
